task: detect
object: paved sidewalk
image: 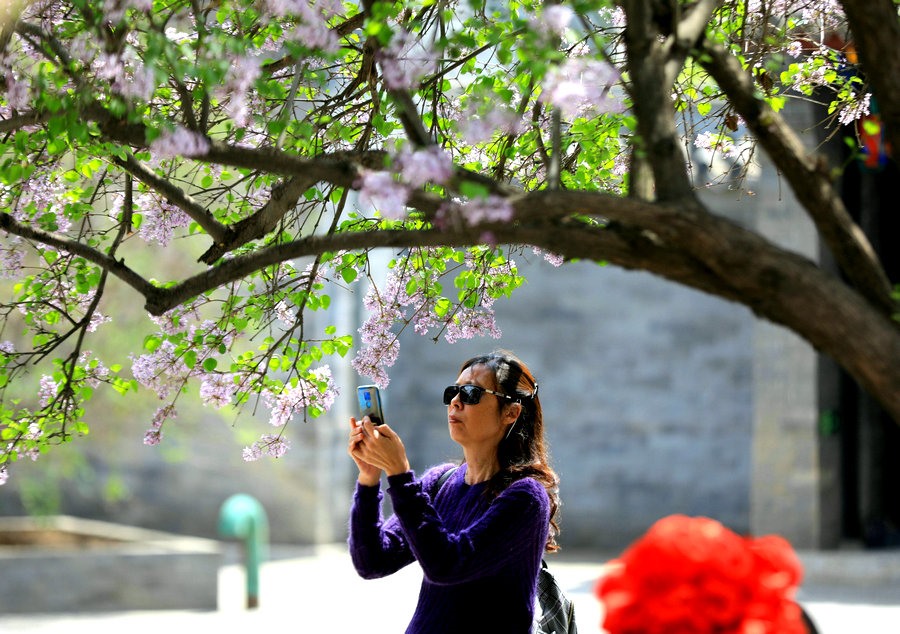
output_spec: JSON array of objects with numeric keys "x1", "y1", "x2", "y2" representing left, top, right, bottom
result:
[{"x1": 0, "y1": 544, "x2": 898, "y2": 633}]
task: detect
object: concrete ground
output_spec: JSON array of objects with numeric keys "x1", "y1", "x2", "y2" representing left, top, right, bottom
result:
[{"x1": 0, "y1": 544, "x2": 898, "y2": 633}]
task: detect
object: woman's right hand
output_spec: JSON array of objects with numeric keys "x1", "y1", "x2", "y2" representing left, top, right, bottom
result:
[{"x1": 348, "y1": 417, "x2": 382, "y2": 486}]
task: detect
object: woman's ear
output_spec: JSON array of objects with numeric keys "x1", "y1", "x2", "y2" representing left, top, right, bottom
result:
[{"x1": 505, "y1": 402, "x2": 523, "y2": 422}]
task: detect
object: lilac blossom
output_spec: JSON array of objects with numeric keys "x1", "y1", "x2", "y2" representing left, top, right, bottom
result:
[
  {"x1": 0, "y1": 341, "x2": 14, "y2": 354},
  {"x1": 95, "y1": 50, "x2": 156, "y2": 101},
  {"x1": 458, "y1": 107, "x2": 526, "y2": 144},
  {"x1": 131, "y1": 340, "x2": 190, "y2": 400},
  {"x1": 149, "y1": 298, "x2": 204, "y2": 336},
  {"x1": 263, "y1": 366, "x2": 338, "y2": 427},
  {"x1": 4, "y1": 73, "x2": 30, "y2": 110},
  {"x1": 143, "y1": 404, "x2": 175, "y2": 446},
  {"x1": 243, "y1": 434, "x2": 291, "y2": 461},
  {"x1": 398, "y1": 146, "x2": 454, "y2": 188},
  {"x1": 38, "y1": 375, "x2": 58, "y2": 408},
  {"x1": 199, "y1": 373, "x2": 237, "y2": 408},
  {"x1": 445, "y1": 306, "x2": 502, "y2": 344},
  {"x1": 541, "y1": 58, "x2": 625, "y2": 119},
  {"x1": 275, "y1": 300, "x2": 296, "y2": 324},
  {"x1": 150, "y1": 127, "x2": 211, "y2": 159},
  {"x1": 530, "y1": 5, "x2": 574, "y2": 38},
  {"x1": 378, "y1": 29, "x2": 438, "y2": 90},
  {"x1": 215, "y1": 55, "x2": 262, "y2": 126},
  {"x1": 102, "y1": 0, "x2": 152, "y2": 24},
  {"x1": 532, "y1": 247, "x2": 564, "y2": 267},
  {"x1": 134, "y1": 192, "x2": 192, "y2": 247},
  {"x1": 694, "y1": 130, "x2": 739, "y2": 159},
  {"x1": 78, "y1": 351, "x2": 110, "y2": 387},
  {"x1": 352, "y1": 283, "x2": 403, "y2": 387},
  {"x1": 0, "y1": 239, "x2": 25, "y2": 278},
  {"x1": 838, "y1": 93, "x2": 871, "y2": 126},
  {"x1": 460, "y1": 195, "x2": 515, "y2": 226},
  {"x1": 358, "y1": 171, "x2": 409, "y2": 219},
  {"x1": 786, "y1": 41, "x2": 804, "y2": 58}
]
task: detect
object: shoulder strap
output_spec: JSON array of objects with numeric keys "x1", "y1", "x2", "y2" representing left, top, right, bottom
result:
[{"x1": 436, "y1": 465, "x2": 458, "y2": 492}]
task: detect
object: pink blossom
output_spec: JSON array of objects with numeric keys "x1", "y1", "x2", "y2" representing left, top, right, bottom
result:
[
  {"x1": 541, "y1": 58, "x2": 625, "y2": 119},
  {"x1": 0, "y1": 239, "x2": 25, "y2": 278},
  {"x1": 460, "y1": 195, "x2": 515, "y2": 225},
  {"x1": 358, "y1": 170, "x2": 409, "y2": 219},
  {"x1": 263, "y1": 366, "x2": 338, "y2": 427},
  {"x1": 530, "y1": 5, "x2": 573, "y2": 38},
  {"x1": 458, "y1": 107, "x2": 525, "y2": 144},
  {"x1": 694, "y1": 130, "x2": 739, "y2": 159},
  {"x1": 150, "y1": 127, "x2": 211, "y2": 159},
  {"x1": 5, "y1": 73, "x2": 30, "y2": 110},
  {"x1": 398, "y1": 146, "x2": 454, "y2": 188},
  {"x1": 143, "y1": 404, "x2": 175, "y2": 446},
  {"x1": 378, "y1": 29, "x2": 438, "y2": 90},
  {"x1": 131, "y1": 340, "x2": 189, "y2": 400},
  {"x1": 243, "y1": 434, "x2": 291, "y2": 461},
  {"x1": 214, "y1": 55, "x2": 262, "y2": 126},
  {"x1": 199, "y1": 373, "x2": 237, "y2": 408},
  {"x1": 532, "y1": 247, "x2": 564, "y2": 267},
  {"x1": 351, "y1": 281, "x2": 404, "y2": 387},
  {"x1": 786, "y1": 41, "x2": 803, "y2": 58},
  {"x1": 839, "y1": 93, "x2": 871, "y2": 126},
  {"x1": 135, "y1": 192, "x2": 192, "y2": 247},
  {"x1": 102, "y1": 0, "x2": 152, "y2": 23},
  {"x1": 38, "y1": 375, "x2": 58, "y2": 408}
]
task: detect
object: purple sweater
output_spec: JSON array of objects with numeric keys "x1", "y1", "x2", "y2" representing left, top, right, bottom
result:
[{"x1": 349, "y1": 463, "x2": 551, "y2": 633}]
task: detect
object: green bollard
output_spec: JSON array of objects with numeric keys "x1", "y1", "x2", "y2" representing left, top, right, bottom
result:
[{"x1": 218, "y1": 494, "x2": 269, "y2": 609}]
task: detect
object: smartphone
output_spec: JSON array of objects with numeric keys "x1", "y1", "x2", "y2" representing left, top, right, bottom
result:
[{"x1": 357, "y1": 385, "x2": 386, "y2": 426}]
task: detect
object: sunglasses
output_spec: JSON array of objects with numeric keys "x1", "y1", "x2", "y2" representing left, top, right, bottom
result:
[{"x1": 443, "y1": 384, "x2": 514, "y2": 405}]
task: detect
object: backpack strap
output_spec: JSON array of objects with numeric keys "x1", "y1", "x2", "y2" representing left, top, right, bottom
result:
[{"x1": 435, "y1": 465, "x2": 458, "y2": 493}]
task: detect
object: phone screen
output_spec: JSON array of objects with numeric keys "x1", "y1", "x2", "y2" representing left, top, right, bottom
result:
[{"x1": 357, "y1": 385, "x2": 386, "y2": 426}]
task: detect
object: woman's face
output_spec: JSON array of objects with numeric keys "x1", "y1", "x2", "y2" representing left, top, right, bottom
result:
[{"x1": 446, "y1": 363, "x2": 514, "y2": 450}]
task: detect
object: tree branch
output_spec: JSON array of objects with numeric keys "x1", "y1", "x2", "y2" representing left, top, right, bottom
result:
[
  {"x1": 114, "y1": 152, "x2": 230, "y2": 245},
  {"x1": 621, "y1": 0, "x2": 696, "y2": 202},
  {"x1": 697, "y1": 38, "x2": 896, "y2": 315},
  {"x1": 0, "y1": 211, "x2": 163, "y2": 306},
  {"x1": 198, "y1": 174, "x2": 319, "y2": 264}
]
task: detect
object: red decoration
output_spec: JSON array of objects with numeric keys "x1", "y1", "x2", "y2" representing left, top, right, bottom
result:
[{"x1": 595, "y1": 515, "x2": 806, "y2": 634}]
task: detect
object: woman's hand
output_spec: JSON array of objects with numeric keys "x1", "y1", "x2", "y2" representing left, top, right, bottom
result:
[
  {"x1": 348, "y1": 417, "x2": 382, "y2": 486},
  {"x1": 349, "y1": 417, "x2": 411, "y2": 479}
]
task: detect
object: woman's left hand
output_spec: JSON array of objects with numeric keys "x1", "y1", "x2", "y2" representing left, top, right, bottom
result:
[{"x1": 350, "y1": 418, "x2": 411, "y2": 477}]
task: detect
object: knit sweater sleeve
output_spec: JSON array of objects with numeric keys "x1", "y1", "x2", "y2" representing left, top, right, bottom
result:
[
  {"x1": 386, "y1": 470, "x2": 550, "y2": 585},
  {"x1": 347, "y1": 481, "x2": 416, "y2": 579}
]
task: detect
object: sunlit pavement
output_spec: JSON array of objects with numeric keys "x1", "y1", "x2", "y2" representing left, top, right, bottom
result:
[{"x1": 0, "y1": 544, "x2": 898, "y2": 633}]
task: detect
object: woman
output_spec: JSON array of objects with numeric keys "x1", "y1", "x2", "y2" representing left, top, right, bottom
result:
[{"x1": 347, "y1": 350, "x2": 561, "y2": 634}]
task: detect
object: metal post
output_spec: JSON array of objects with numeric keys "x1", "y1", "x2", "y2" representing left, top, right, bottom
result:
[{"x1": 218, "y1": 494, "x2": 268, "y2": 609}]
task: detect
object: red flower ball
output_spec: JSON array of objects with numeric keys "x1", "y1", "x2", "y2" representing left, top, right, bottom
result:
[{"x1": 595, "y1": 515, "x2": 806, "y2": 634}]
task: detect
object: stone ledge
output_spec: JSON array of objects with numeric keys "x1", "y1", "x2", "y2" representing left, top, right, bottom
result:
[{"x1": 0, "y1": 515, "x2": 222, "y2": 613}]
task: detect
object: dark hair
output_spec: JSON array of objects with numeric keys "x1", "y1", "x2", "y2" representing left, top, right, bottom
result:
[{"x1": 458, "y1": 349, "x2": 561, "y2": 553}]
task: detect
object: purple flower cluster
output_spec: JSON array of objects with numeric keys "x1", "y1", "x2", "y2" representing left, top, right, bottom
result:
[
  {"x1": 357, "y1": 145, "x2": 454, "y2": 220},
  {"x1": 143, "y1": 404, "x2": 176, "y2": 446},
  {"x1": 274, "y1": 367, "x2": 336, "y2": 425},
  {"x1": 134, "y1": 192, "x2": 193, "y2": 247},
  {"x1": 263, "y1": 0, "x2": 343, "y2": 53},
  {"x1": 242, "y1": 434, "x2": 291, "y2": 461},
  {"x1": 150, "y1": 127, "x2": 211, "y2": 159},
  {"x1": 214, "y1": 55, "x2": 262, "y2": 126},
  {"x1": 541, "y1": 58, "x2": 625, "y2": 119},
  {"x1": 378, "y1": 29, "x2": 438, "y2": 91}
]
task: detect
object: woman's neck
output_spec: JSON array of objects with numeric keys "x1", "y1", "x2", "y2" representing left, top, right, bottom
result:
[{"x1": 463, "y1": 451, "x2": 500, "y2": 484}]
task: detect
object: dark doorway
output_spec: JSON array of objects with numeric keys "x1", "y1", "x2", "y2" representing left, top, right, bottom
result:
[{"x1": 828, "y1": 128, "x2": 900, "y2": 547}]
